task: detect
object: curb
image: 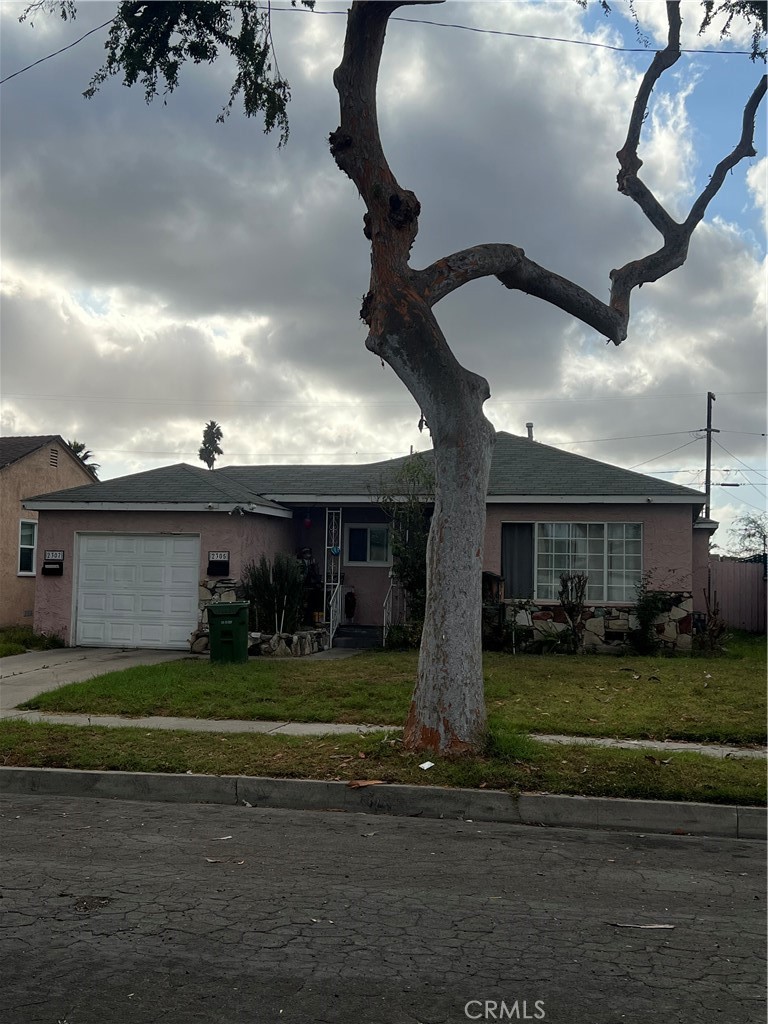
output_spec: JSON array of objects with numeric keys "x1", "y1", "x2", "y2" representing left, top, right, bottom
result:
[{"x1": 1, "y1": 766, "x2": 764, "y2": 839}]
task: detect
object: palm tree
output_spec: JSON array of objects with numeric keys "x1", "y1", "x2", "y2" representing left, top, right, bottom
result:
[
  {"x1": 198, "y1": 421, "x2": 223, "y2": 470},
  {"x1": 67, "y1": 439, "x2": 100, "y2": 477}
]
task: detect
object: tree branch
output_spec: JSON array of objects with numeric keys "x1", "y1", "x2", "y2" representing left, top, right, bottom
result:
[
  {"x1": 417, "y1": 244, "x2": 627, "y2": 344},
  {"x1": 330, "y1": 1, "x2": 441, "y2": 265},
  {"x1": 609, "y1": 2, "x2": 766, "y2": 320},
  {"x1": 685, "y1": 74, "x2": 767, "y2": 232}
]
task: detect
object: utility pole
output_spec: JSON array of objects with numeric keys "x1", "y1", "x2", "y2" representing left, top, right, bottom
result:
[{"x1": 703, "y1": 391, "x2": 720, "y2": 519}]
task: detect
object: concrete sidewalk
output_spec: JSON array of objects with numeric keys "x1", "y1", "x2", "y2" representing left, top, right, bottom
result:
[{"x1": 1, "y1": 707, "x2": 765, "y2": 759}]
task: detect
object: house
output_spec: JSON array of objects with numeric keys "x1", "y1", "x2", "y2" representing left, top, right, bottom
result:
[
  {"x1": 0, "y1": 435, "x2": 97, "y2": 628},
  {"x1": 23, "y1": 432, "x2": 716, "y2": 650}
]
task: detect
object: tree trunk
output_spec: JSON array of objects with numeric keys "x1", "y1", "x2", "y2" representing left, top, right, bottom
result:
[{"x1": 403, "y1": 409, "x2": 495, "y2": 754}]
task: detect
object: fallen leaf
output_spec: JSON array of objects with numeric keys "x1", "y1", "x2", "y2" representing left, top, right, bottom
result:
[
  {"x1": 358, "y1": 751, "x2": 367, "y2": 759},
  {"x1": 346, "y1": 780, "x2": 386, "y2": 788},
  {"x1": 648, "y1": 675, "x2": 661, "y2": 681},
  {"x1": 210, "y1": 835, "x2": 233, "y2": 841},
  {"x1": 205, "y1": 858, "x2": 224, "y2": 863},
  {"x1": 361, "y1": 832, "x2": 378, "y2": 837}
]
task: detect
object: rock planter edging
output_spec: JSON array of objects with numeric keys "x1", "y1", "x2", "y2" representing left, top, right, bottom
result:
[
  {"x1": 190, "y1": 577, "x2": 330, "y2": 657},
  {"x1": 505, "y1": 594, "x2": 695, "y2": 653}
]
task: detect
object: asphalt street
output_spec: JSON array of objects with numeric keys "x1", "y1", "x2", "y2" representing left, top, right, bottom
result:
[{"x1": 1, "y1": 795, "x2": 764, "y2": 1024}]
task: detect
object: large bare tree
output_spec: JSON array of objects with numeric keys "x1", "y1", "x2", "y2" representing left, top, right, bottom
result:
[
  {"x1": 22, "y1": 0, "x2": 766, "y2": 753},
  {"x1": 329, "y1": 0, "x2": 766, "y2": 753}
]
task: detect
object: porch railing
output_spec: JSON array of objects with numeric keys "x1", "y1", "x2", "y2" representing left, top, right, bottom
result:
[{"x1": 328, "y1": 582, "x2": 343, "y2": 645}]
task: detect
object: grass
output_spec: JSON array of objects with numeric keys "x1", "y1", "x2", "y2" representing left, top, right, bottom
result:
[
  {"x1": 0, "y1": 626, "x2": 65, "y2": 659},
  {"x1": 0, "y1": 719, "x2": 763, "y2": 805},
  {"x1": 22, "y1": 632, "x2": 766, "y2": 745}
]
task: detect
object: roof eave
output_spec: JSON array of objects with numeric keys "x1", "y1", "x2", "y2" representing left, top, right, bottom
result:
[{"x1": 23, "y1": 500, "x2": 293, "y2": 518}]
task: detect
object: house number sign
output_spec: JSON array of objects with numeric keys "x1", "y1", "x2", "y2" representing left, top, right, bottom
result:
[
  {"x1": 45, "y1": 550, "x2": 65, "y2": 560},
  {"x1": 208, "y1": 551, "x2": 229, "y2": 561}
]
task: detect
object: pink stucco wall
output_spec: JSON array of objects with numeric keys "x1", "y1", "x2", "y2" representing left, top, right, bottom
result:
[
  {"x1": 0, "y1": 443, "x2": 94, "y2": 627},
  {"x1": 33, "y1": 509, "x2": 294, "y2": 644},
  {"x1": 483, "y1": 503, "x2": 697, "y2": 600}
]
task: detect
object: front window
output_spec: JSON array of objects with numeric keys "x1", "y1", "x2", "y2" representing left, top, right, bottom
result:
[
  {"x1": 534, "y1": 522, "x2": 641, "y2": 602},
  {"x1": 18, "y1": 520, "x2": 37, "y2": 575},
  {"x1": 344, "y1": 524, "x2": 391, "y2": 566}
]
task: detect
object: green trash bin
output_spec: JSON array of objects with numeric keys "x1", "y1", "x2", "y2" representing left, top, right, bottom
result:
[{"x1": 208, "y1": 602, "x2": 250, "y2": 664}]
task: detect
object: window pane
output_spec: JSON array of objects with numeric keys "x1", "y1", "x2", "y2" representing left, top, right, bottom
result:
[
  {"x1": 625, "y1": 523, "x2": 642, "y2": 539},
  {"x1": 588, "y1": 524, "x2": 604, "y2": 539},
  {"x1": 369, "y1": 527, "x2": 389, "y2": 563},
  {"x1": 19, "y1": 548, "x2": 33, "y2": 573},
  {"x1": 20, "y1": 522, "x2": 36, "y2": 545},
  {"x1": 348, "y1": 528, "x2": 368, "y2": 562}
]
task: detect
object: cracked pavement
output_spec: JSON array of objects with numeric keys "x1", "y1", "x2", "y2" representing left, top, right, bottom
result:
[{"x1": 1, "y1": 795, "x2": 764, "y2": 1023}]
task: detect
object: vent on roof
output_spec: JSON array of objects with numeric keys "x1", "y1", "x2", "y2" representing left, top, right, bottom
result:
[
  {"x1": 49, "y1": 448, "x2": 59, "y2": 467},
  {"x1": 526, "y1": 423, "x2": 534, "y2": 441}
]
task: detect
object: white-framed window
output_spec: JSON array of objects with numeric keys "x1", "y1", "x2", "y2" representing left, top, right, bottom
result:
[
  {"x1": 534, "y1": 522, "x2": 642, "y2": 603},
  {"x1": 344, "y1": 524, "x2": 391, "y2": 566},
  {"x1": 18, "y1": 520, "x2": 37, "y2": 575}
]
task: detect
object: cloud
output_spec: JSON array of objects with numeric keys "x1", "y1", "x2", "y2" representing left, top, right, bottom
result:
[{"x1": 0, "y1": 0, "x2": 764, "y2": 543}]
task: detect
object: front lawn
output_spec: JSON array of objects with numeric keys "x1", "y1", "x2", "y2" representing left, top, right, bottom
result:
[
  {"x1": 22, "y1": 634, "x2": 766, "y2": 745},
  {"x1": 1, "y1": 720, "x2": 764, "y2": 805}
]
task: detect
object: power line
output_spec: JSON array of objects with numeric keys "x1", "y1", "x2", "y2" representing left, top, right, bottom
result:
[
  {"x1": 0, "y1": 18, "x2": 115, "y2": 85},
  {"x1": 713, "y1": 438, "x2": 768, "y2": 481},
  {"x1": 628, "y1": 436, "x2": 703, "y2": 469},
  {"x1": 1, "y1": 4, "x2": 760, "y2": 89}
]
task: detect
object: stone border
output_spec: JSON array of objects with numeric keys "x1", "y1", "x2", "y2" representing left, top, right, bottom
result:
[{"x1": 1, "y1": 767, "x2": 763, "y2": 840}]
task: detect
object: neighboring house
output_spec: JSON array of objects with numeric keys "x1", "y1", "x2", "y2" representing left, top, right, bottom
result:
[
  {"x1": 23, "y1": 432, "x2": 716, "y2": 650},
  {"x1": 0, "y1": 435, "x2": 97, "y2": 628}
]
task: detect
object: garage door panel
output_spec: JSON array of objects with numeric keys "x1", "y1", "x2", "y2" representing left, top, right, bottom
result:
[
  {"x1": 139, "y1": 565, "x2": 165, "y2": 585},
  {"x1": 82, "y1": 564, "x2": 108, "y2": 583},
  {"x1": 78, "y1": 620, "x2": 108, "y2": 644},
  {"x1": 113, "y1": 565, "x2": 137, "y2": 585},
  {"x1": 170, "y1": 565, "x2": 197, "y2": 585},
  {"x1": 82, "y1": 536, "x2": 109, "y2": 555},
  {"x1": 77, "y1": 534, "x2": 200, "y2": 649},
  {"x1": 138, "y1": 595, "x2": 164, "y2": 614}
]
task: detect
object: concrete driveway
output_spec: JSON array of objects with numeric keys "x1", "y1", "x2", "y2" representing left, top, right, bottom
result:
[{"x1": 0, "y1": 647, "x2": 187, "y2": 711}]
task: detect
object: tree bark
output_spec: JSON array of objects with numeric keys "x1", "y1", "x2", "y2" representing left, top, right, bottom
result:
[{"x1": 404, "y1": 416, "x2": 494, "y2": 753}]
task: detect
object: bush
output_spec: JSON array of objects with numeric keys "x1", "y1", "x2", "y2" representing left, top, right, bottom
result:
[
  {"x1": 384, "y1": 621, "x2": 423, "y2": 650},
  {"x1": 0, "y1": 626, "x2": 65, "y2": 656},
  {"x1": 241, "y1": 554, "x2": 304, "y2": 634}
]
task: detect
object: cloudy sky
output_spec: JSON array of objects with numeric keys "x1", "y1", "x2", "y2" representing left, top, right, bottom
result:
[{"x1": 1, "y1": 0, "x2": 765, "y2": 549}]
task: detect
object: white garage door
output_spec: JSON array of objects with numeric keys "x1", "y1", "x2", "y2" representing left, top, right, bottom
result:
[{"x1": 76, "y1": 534, "x2": 200, "y2": 649}]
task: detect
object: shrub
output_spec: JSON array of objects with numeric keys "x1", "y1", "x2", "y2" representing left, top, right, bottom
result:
[{"x1": 241, "y1": 554, "x2": 304, "y2": 634}]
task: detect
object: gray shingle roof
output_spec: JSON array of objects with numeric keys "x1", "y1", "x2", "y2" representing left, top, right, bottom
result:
[
  {"x1": 486, "y1": 433, "x2": 703, "y2": 498},
  {"x1": 0, "y1": 435, "x2": 60, "y2": 470},
  {"x1": 24, "y1": 432, "x2": 705, "y2": 505},
  {"x1": 24, "y1": 462, "x2": 284, "y2": 509}
]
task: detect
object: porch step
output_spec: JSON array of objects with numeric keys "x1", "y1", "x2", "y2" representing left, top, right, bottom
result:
[{"x1": 333, "y1": 625, "x2": 383, "y2": 650}]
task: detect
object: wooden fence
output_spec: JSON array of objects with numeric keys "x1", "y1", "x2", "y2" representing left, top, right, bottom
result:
[{"x1": 710, "y1": 557, "x2": 766, "y2": 633}]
